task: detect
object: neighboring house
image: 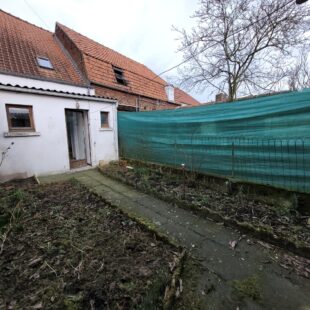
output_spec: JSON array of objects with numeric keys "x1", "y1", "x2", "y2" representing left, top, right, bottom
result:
[
  {"x1": 0, "y1": 10, "x2": 118, "y2": 181},
  {"x1": 55, "y1": 23, "x2": 200, "y2": 111}
]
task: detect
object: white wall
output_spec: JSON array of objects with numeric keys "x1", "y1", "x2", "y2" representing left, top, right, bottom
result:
[
  {"x1": 0, "y1": 73, "x2": 95, "y2": 95},
  {"x1": 0, "y1": 90, "x2": 118, "y2": 181}
]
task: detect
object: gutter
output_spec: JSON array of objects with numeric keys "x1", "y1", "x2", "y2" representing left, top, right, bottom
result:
[
  {"x1": 0, "y1": 84, "x2": 117, "y2": 104},
  {"x1": 91, "y1": 81, "x2": 181, "y2": 106},
  {"x1": 0, "y1": 69, "x2": 88, "y2": 89}
]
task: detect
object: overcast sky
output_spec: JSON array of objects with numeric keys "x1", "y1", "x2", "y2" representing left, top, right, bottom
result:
[{"x1": 0, "y1": 0, "x2": 209, "y2": 102}]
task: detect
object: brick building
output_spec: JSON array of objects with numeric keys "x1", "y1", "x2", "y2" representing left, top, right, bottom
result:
[
  {"x1": 0, "y1": 10, "x2": 200, "y2": 111},
  {"x1": 0, "y1": 10, "x2": 199, "y2": 111},
  {"x1": 55, "y1": 23, "x2": 200, "y2": 111}
]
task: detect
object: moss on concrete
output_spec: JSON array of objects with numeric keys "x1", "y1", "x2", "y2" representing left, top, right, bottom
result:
[{"x1": 232, "y1": 274, "x2": 262, "y2": 302}]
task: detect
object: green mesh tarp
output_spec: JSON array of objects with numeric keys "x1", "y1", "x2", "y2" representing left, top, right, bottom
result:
[{"x1": 118, "y1": 90, "x2": 310, "y2": 193}]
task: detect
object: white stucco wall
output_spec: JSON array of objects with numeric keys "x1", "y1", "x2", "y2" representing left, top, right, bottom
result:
[
  {"x1": 0, "y1": 89, "x2": 118, "y2": 181},
  {"x1": 0, "y1": 73, "x2": 95, "y2": 95}
]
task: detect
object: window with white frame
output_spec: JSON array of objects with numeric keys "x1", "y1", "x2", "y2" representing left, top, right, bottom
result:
[{"x1": 37, "y1": 56, "x2": 54, "y2": 69}]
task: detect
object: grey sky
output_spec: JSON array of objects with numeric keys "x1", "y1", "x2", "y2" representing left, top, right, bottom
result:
[{"x1": 0, "y1": 0, "x2": 208, "y2": 102}]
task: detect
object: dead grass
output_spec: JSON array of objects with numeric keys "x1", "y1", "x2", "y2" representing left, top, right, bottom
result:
[{"x1": 0, "y1": 179, "x2": 181, "y2": 309}]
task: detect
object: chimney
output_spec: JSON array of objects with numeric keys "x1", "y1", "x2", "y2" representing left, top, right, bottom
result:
[
  {"x1": 215, "y1": 93, "x2": 227, "y2": 103},
  {"x1": 165, "y1": 84, "x2": 175, "y2": 102}
]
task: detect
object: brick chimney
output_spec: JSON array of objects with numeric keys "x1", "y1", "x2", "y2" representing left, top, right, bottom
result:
[{"x1": 215, "y1": 93, "x2": 227, "y2": 103}]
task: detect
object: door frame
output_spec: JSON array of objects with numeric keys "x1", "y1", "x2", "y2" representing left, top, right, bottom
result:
[{"x1": 65, "y1": 108, "x2": 92, "y2": 169}]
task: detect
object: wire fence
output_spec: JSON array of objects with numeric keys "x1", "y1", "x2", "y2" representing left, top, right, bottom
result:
[{"x1": 119, "y1": 136, "x2": 310, "y2": 193}]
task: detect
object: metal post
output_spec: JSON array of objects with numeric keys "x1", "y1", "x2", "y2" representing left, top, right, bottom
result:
[
  {"x1": 174, "y1": 140, "x2": 177, "y2": 167},
  {"x1": 181, "y1": 163, "x2": 186, "y2": 199},
  {"x1": 302, "y1": 139, "x2": 306, "y2": 192},
  {"x1": 231, "y1": 142, "x2": 235, "y2": 178}
]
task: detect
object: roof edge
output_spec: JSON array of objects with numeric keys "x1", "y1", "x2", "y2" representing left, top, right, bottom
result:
[
  {"x1": 54, "y1": 35, "x2": 90, "y2": 87},
  {"x1": 0, "y1": 82, "x2": 117, "y2": 103},
  {"x1": 0, "y1": 9, "x2": 52, "y2": 33},
  {"x1": 92, "y1": 81, "x2": 181, "y2": 106},
  {"x1": 55, "y1": 23, "x2": 91, "y2": 82},
  {"x1": 0, "y1": 69, "x2": 89, "y2": 89}
]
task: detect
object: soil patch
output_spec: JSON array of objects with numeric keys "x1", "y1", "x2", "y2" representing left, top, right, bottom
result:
[
  {"x1": 0, "y1": 179, "x2": 181, "y2": 309},
  {"x1": 100, "y1": 160, "x2": 310, "y2": 258}
]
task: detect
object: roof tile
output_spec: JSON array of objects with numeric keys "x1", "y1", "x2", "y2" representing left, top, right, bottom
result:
[
  {"x1": 0, "y1": 10, "x2": 86, "y2": 86},
  {"x1": 56, "y1": 23, "x2": 200, "y2": 106}
]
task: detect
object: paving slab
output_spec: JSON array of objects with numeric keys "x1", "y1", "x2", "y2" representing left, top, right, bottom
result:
[{"x1": 39, "y1": 169, "x2": 310, "y2": 309}]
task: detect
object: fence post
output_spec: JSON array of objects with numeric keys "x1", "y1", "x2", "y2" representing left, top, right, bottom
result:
[
  {"x1": 231, "y1": 142, "x2": 235, "y2": 178},
  {"x1": 302, "y1": 139, "x2": 306, "y2": 192},
  {"x1": 174, "y1": 140, "x2": 177, "y2": 167}
]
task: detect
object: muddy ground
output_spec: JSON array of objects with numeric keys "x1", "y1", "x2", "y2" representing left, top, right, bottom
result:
[
  {"x1": 101, "y1": 160, "x2": 310, "y2": 256},
  {"x1": 0, "y1": 179, "x2": 183, "y2": 309}
]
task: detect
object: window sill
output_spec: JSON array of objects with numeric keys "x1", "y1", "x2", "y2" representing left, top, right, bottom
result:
[
  {"x1": 4, "y1": 131, "x2": 41, "y2": 137},
  {"x1": 99, "y1": 128, "x2": 113, "y2": 131}
]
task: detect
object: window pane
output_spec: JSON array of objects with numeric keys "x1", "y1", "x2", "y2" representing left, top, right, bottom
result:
[
  {"x1": 37, "y1": 57, "x2": 53, "y2": 69},
  {"x1": 113, "y1": 67, "x2": 127, "y2": 85},
  {"x1": 101, "y1": 112, "x2": 109, "y2": 127},
  {"x1": 9, "y1": 107, "x2": 31, "y2": 128}
]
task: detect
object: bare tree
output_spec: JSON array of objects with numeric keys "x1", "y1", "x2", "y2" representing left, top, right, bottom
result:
[
  {"x1": 175, "y1": 0, "x2": 310, "y2": 101},
  {"x1": 287, "y1": 48, "x2": 310, "y2": 90}
]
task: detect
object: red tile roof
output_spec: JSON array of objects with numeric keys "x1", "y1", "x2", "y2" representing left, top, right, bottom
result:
[
  {"x1": 56, "y1": 23, "x2": 200, "y2": 106},
  {"x1": 175, "y1": 87, "x2": 200, "y2": 106},
  {"x1": 0, "y1": 10, "x2": 86, "y2": 86}
]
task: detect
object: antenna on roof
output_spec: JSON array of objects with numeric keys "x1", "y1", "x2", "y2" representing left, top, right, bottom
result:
[{"x1": 24, "y1": 0, "x2": 51, "y2": 31}]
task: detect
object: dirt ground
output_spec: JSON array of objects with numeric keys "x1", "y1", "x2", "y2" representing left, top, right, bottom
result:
[
  {"x1": 101, "y1": 160, "x2": 310, "y2": 257},
  {"x1": 0, "y1": 179, "x2": 183, "y2": 309}
]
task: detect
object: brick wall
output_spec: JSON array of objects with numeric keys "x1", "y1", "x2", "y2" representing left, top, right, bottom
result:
[{"x1": 93, "y1": 85, "x2": 177, "y2": 111}]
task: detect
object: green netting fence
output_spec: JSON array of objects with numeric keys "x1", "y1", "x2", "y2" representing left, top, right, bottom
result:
[{"x1": 118, "y1": 90, "x2": 310, "y2": 193}]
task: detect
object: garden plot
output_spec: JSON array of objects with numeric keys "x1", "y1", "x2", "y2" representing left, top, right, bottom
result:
[
  {"x1": 0, "y1": 179, "x2": 181, "y2": 309},
  {"x1": 101, "y1": 160, "x2": 310, "y2": 258}
]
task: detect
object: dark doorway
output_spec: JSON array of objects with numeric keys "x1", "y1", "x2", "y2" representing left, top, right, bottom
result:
[{"x1": 65, "y1": 110, "x2": 90, "y2": 169}]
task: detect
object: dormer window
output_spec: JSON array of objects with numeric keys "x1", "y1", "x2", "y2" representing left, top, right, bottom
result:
[
  {"x1": 113, "y1": 66, "x2": 127, "y2": 85},
  {"x1": 37, "y1": 56, "x2": 53, "y2": 69}
]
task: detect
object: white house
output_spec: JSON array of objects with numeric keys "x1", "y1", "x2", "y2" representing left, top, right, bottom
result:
[
  {"x1": 0, "y1": 11, "x2": 118, "y2": 182},
  {"x1": 0, "y1": 80, "x2": 118, "y2": 182}
]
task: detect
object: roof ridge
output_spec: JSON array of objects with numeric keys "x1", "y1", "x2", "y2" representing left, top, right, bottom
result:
[
  {"x1": 56, "y1": 22, "x2": 149, "y2": 68},
  {"x1": 0, "y1": 9, "x2": 52, "y2": 34},
  {"x1": 56, "y1": 22, "x2": 167, "y2": 83}
]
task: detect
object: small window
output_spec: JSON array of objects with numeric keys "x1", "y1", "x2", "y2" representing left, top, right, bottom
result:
[
  {"x1": 37, "y1": 56, "x2": 53, "y2": 69},
  {"x1": 6, "y1": 104, "x2": 35, "y2": 131},
  {"x1": 100, "y1": 112, "x2": 110, "y2": 128},
  {"x1": 113, "y1": 66, "x2": 127, "y2": 85}
]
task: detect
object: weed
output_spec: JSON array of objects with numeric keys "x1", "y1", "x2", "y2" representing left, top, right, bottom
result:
[
  {"x1": 8, "y1": 189, "x2": 24, "y2": 206},
  {"x1": 274, "y1": 199, "x2": 296, "y2": 217},
  {"x1": 138, "y1": 270, "x2": 170, "y2": 310},
  {"x1": 69, "y1": 178, "x2": 80, "y2": 186},
  {"x1": 232, "y1": 274, "x2": 262, "y2": 301}
]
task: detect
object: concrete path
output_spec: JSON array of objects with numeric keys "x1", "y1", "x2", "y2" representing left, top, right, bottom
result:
[{"x1": 39, "y1": 169, "x2": 310, "y2": 310}]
